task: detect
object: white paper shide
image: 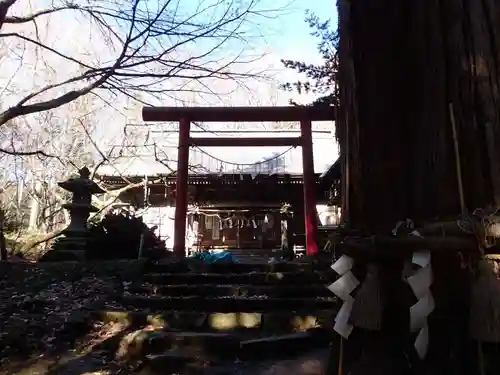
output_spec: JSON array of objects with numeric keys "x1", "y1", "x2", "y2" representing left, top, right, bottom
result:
[
  {"x1": 328, "y1": 255, "x2": 360, "y2": 338},
  {"x1": 406, "y1": 250, "x2": 434, "y2": 359}
]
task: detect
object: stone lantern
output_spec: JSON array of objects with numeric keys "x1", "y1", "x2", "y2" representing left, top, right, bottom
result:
[{"x1": 47, "y1": 167, "x2": 105, "y2": 260}]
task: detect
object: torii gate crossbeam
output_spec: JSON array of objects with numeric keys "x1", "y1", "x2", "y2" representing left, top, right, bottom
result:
[{"x1": 142, "y1": 106, "x2": 335, "y2": 258}]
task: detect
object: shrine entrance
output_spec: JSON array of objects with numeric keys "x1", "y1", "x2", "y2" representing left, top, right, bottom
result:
[{"x1": 142, "y1": 106, "x2": 335, "y2": 258}]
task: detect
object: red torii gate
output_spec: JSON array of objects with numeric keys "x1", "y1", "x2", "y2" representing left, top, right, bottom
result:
[{"x1": 142, "y1": 106, "x2": 335, "y2": 257}]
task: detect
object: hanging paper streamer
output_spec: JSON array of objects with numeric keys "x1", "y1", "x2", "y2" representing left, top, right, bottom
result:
[
  {"x1": 334, "y1": 296, "x2": 355, "y2": 338},
  {"x1": 228, "y1": 219, "x2": 233, "y2": 229},
  {"x1": 252, "y1": 219, "x2": 257, "y2": 229},
  {"x1": 327, "y1": 255, "x2": 360, "y2": 338},
  {"x1": 405, "y1": 249, "x2": 434, "y2": 359}
]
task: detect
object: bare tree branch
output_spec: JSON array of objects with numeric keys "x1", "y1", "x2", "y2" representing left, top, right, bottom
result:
[
  {"x1": 0, "y1": 0, "x2": 277, "y2": 135},
  {"x1": 0, "y1": 0, "x2": 18, "y2": 30},
  {"x1": 3, "y1": 5, "x2": 79, "y2": 24},
  {"x1": 0, "y1": 71, "x2": 112, "y2": 125},
  {"x1": 0, "y1": 0, "x2": 284, "y2": 240},
  {"x1": 0, "y1": 146, "x2": 54, "y2": 158}
]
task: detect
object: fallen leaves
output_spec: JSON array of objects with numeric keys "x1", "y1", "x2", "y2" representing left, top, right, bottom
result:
[{"x1": 0, "y1": 267, "x2": 119, "y2": 365}]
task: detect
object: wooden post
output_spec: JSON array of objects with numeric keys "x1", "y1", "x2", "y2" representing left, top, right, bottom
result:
[
  {"x1": 301, "y1": 119, "x2": 318, "y2": 256},
  {"x1": 173, "y1": 118, "x2": 191, "y2": 258}
]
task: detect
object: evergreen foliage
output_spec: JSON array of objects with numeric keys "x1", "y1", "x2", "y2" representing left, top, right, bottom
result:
[{"x1": 280, "y1": 11, "x2": 338, "y2": 107}]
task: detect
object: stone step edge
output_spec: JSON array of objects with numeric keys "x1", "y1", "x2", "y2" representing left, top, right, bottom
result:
[
  {"x1": 126, "y1": 284, "x2": 332, "y2": 296},
  {"x1": 93, "y1": 310, "x2": 336, "y2": 331},
  {"x1": 120, "y1": 294, "x2": 336, "y2": 302},
  {"x1": 128, "y1": 283, "x2": 330, "y2": 289},
  {"x1": 142, "y1": 271, "x2": 331, "y2": 277},
  {"x1": 147, "y1": 262, "x2": 333, "y2": 272},
  {"x1": 140, "y1": 271, "x2": 333, "y2": 285},
  {"x1": 139, "y1": 329, "x2": 332, "y2": 369},
  {"x1": 119, "y1": 294, "x2": 338, "y2": 312}
]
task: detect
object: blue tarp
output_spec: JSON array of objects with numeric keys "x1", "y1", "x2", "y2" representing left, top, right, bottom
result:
[{"x1": 189, "y1": 250, "x2": 239, "y2": 264}]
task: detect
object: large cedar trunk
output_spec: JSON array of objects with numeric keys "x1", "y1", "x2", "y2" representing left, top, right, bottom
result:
[
  {"x1": 334, "y1": 2, "x2": 500, "y2": 374},
  {"x1": 338, "y1": 0, "x2": 500, "y2": 232}
]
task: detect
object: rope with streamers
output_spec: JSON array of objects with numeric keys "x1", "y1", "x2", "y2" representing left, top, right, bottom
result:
[
  {"x1": 186, "y1": 208, "x2": 259, "y2": 229},
  {"x1": 193, "y1": 146, "x2": 294, "y2": 167},
  {"x1": 327, "y1": 255, "x2": 360, "y2": 338}
]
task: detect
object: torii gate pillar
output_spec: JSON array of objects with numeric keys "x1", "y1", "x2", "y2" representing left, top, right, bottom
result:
[
  {"x1": 174, "y1": 118, "x2": 191, "y2": 258},
  {"x1": 300, "y1": 119, "x2": 319, "y2": 256}
]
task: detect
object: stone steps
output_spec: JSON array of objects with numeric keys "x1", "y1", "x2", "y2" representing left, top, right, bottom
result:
[
  {"x1": 126, "y1": 283, "x2": 333, "y2": 298},
  {"x1": 119, "y1": 294, "x2": 337, "y2": 312},
  {"x1": 142, "y1": 270, "x2": 332, "y2": 285},
  {"x1": 148, "y1": 259, "x2": 332, "y2": 274},
  {"x1": 146, "y1": 331, "x2": 241, "y2": 360},
  {"x1": 141, "y1": 329, "x2": 331, "y2": 371},
  {"x1": 95, "y1": 310, "x2": 335, "y2": 333},
  {"x1": 102, "y1": 258, "x2": 338, "y2": 371},
  {"x1": 95, "y1": 323, "x2": 331, "y2": 368}
]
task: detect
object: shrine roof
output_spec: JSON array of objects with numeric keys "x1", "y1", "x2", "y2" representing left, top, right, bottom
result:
[{"x1": 320, "y1": 157, "x2": 341, "y2": 180}]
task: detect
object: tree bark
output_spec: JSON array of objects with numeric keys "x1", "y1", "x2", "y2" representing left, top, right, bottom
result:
[
  {"x1": 337, "y1": 1, "x2": 500, "y2": 373},
  {"x1": 338, "y1": 0, "x2": 500, "y2": 232}
]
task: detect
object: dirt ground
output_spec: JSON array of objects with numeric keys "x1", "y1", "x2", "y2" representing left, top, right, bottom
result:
[{"x1": 0, "y1": 261, "x2": 131, "y2": 374}]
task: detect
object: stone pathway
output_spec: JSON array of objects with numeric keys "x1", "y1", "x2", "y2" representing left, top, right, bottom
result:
[
  {"x1": 1, "y1": 256, "x2": 338, "y2": 375},
  {"x1": 94, "y1": 256, "x2": 338, "y2": 374}
]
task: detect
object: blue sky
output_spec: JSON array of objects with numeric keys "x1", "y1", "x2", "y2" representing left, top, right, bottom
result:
[
  {"x1": 237, "y1": 0, "x2": 338, "y2": 104},
  {"x1": 267, "y1": 0, "x2": 337, "y2": 63},
  {"x1": 97, "y1": 1, "x2": 340, "y2": 177}
]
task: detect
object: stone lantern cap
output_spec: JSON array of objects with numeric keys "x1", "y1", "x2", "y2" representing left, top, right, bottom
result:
[{"x1": 58, "y1": 166, "x2": 105, "y2": 195}]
